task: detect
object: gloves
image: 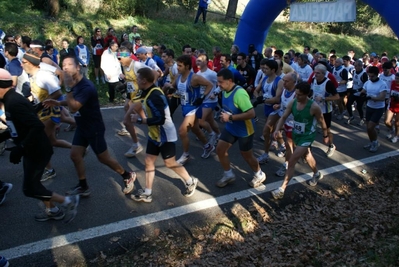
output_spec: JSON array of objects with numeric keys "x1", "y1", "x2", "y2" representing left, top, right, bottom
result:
[
  {"x1": 193, "y1": 96, "x2": 204, "y2": 106},
  {"x1": 252, "y1": 96, "x2": 264, "y2": 108},
  {"x1": 8, "y1": 145, "x2": 24, "y2": 164}
]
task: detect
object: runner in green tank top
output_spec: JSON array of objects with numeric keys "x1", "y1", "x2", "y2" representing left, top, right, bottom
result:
[{"x1": 270, "y1": 82, "x2": 330, "y2": 199}]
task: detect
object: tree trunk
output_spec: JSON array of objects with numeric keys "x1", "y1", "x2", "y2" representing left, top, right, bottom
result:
[
  {"x1": 48, "y1": 0, "x2": 60, "y2": 17},
  {"x1": 225, "y1": 0, "x2": 238, "y2": 21}
]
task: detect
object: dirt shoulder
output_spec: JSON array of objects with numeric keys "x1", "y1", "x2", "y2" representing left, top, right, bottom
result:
[{"x1": 89, "y1": 156, "x2": 399, "y2": 267}]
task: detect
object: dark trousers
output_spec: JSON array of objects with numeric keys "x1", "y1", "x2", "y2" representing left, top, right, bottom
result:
[
  {"x1": 168, "y1": 97, "x2": 181, "y2": 119},
  {"x1": 108, "y1": 81, "x2": 119, "y2": 102},
  {"x1": 194, "y1": 7, "x2": 207, "y2": 23},
  {"x1": 346, "y1": 93, "x2": 366, "y2": 119},
  {"x1": 23, "y1": 153, "x2": 53, "y2": 201}
]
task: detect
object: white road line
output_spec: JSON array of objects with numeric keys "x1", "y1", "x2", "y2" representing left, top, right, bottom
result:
[{"x1": 2, "y1": 150, "x2": 398, "y2": 260}]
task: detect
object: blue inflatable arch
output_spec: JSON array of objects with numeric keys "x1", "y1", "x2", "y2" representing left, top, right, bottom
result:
[{"x1": 234, "y1": 0, "x2": 399, "y2": 54}]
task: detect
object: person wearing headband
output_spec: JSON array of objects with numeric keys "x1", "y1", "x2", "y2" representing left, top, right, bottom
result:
[{"x1": 0, "y1": 68, "x2": 79, "y2": 222}]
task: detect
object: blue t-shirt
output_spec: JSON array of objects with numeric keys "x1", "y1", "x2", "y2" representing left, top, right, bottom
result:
[
  {"x1": 153, "y1": 55, "x2": 165, "y2": 71},
  {"x1": 7, "y1": 58, "x2": 23, "y2": 76},
  {"x1": 72, "y1": 77, "x2": 105, "y2": 135}
]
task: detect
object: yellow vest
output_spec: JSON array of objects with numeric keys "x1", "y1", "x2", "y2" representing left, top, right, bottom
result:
[
  {"x1": 30, "y1": 76, "x2": 61, "y2": 122},
  {"x1": 123, "y1": 63, "x2": 142, "y2": 102},
  {"x1": 143, "y1": 87, "x2": 164, "y2": 142}
]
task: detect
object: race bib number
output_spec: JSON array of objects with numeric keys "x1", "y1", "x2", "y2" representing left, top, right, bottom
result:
[
  {"x1": 181, "y1": 92, "x2": 188, "y2": 105},
  {"x1": 6, "y1": 120, "x2": 18, "y2": 137},
  {"x1": 293, "y1": 120, "x2": 306, "y2": 134},
  {"x1": 127, "y1": 82, "x2": 135, "y2": 93}
]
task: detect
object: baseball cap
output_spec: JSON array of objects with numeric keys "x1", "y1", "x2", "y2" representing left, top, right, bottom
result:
[
  {"x1": 0, "y1": 68, "x2": 12, "y2": 81},
  {"x1": 136, "y1": 47, "x2": 147, "y2": 54},
  {"x1": 370, "y1": 52, "x2": 377, "y2": 57}
]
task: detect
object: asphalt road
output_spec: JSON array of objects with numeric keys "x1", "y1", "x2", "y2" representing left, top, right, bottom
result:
[{"x1": 1, "y1": 105, "x2": 398, "y2": 265}]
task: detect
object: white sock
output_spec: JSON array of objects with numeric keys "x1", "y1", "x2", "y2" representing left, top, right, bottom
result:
[
  {"x1": 183, "y1": 152, "x2": 190, "y2": 157},
  {"x1": 254, "y1": 170, "x2": 263, "y2": 177},
  {"x1": 62, "y1": 196, "x2": 71, "y2": 206},
  {"x1": 144, "y1": 188, "x2": 152, "y2": 195}
]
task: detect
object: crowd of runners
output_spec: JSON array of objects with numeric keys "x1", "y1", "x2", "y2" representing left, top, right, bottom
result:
[{"x1": 0, "y1": 26, "x2": 398, "y2": 227}]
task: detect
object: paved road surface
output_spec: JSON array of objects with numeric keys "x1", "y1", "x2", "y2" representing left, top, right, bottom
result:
[{"x1": 1, "y1": 105, "x2": 398, "y2": 265}]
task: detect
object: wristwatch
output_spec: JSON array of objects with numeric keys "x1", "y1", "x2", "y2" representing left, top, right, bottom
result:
[
  {"x1": 137, "y1": 118, "x2": 143, "y2": 124},
  {"x1": 65, "y1": 87, "x2": 73, "y2": 93},
  {"x1": 229, "y1": 114, "x2": 233, "y2": 122}
]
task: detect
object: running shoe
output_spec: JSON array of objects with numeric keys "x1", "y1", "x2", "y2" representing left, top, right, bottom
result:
[
  {"x1": 0, "y1": 256, "x2": 9, "y2": 267},
  {"x1": 369, "y1": 141, "x2": 380, "y2": 153},
  {"x1": 124, "y1": 144, "x2": 143, "y2": 158},
  {"x1": 345, "y1": 116, "x2": 354, "y2": 125},
  {"x1": 216, "y1": 172, "x2": 236, "y2": 188},
  {"x1": 271, "y1": 187, "x2": 285, "y2": 200},
  {"x1": 257, "y1": 153, "x2": 269, "y2": 164},
  {"x1": 201, "y1": 144, "x2": 215, "y2": 159},
  {"x1": 0, "y1": 183, "x2": 13, "y2": 205},
  {"x1": 63, "y1": 194, "x2": 79, "y2": 223},
  {"x1": 66, "y1": 184, "x2": 91, "y2": 197},
  {"x1": 184, "y1": 178, "x2": 198, "y2": 197},
  {"x1": 326, "y1": 144, "x2": 336, "y2": 157},
  {"x1": 358, "y1": 119, "x2": 365, "y2": 126},
  {"x1": 275, "y1": 164, "x2": 287, "y2": 177},
  {"x1": 363, "y1": 143, "x2": 372, "y2": 150},
  {"x1": 270, "y1": 141, "x2": 278, "y2": 151},
  {"x1": 35, "y1": 208, "x2": 65, "y2": 222},
  {"x1": 123, "y1": 172, "x2": 136, "y2": 194},
  {"x1": 275, "y1": 146, "x2": 286, "y2": 158},
  {"x1": 117, "y1": 128, "x2": 130, "y2": 136},
  {"x1": 391, "y1": 136, "x2": 398, "y2": 143},
  {"x1": 41, "y1": 168, "x2": 56, "y2": 182},
  {"x1": 308, "y1": 171, "x2": 323, "y2": 187},
  {"x1": 132, "y1": 189, "x2": 153, "y2": 203},
  {"x1": 248, "y1": 171, "x2": 266, "y2": 188},
  {"x1": 177, "y1": 154, "x2": 190, "y2": 165}
]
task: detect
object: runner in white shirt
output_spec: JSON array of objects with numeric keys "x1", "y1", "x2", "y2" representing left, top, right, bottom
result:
[{"x1": 196, "y1": 53, "x2": 221, "y2": 146}]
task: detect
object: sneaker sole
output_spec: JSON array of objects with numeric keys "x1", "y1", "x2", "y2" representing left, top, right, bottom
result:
[
  {"x1": 132, "y1": 196, "x2": 152, "y2": 203},
  {"x1": 124, "y1": 146, "x2": 143, "y2": 158},
  {"x1": 64, "y1": 196, "x2": 80, "y2": 224},
  {"x1": 271, "y1": 192, "x2": 284, "y2": 200},
  {"x1": 35, "y1": 213, "x2": 65, "y2": 222},
  {"x1": 40, "y1": 173, "x2": 57, "y2": 182},
  {"x1": 216, "y1": 177, "x2": 236, "y2": 188}
]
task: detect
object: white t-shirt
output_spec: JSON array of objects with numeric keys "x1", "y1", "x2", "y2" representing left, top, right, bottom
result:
[
  {"x1": 364, "y1": 79, "x2": 388, "y2": 109},
  {"x1": 379, "y1": 73, "x2": 395, "y2": 99},
  {"x1": 296, "y1": 64, "x2": 313, "y2": 82},
  {"x1": 197, "y1": 68, "x2": 218, "y2": 103}
]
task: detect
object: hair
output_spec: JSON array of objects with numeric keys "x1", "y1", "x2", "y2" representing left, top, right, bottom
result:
[
  {"x1": 3, "y1": 35, "x2": 14, "y2": 42},
  {"x1": 213, "y1": 46, "x2": 221, "y2": 52},
  {"x1": 381, "y1": 52, "x2": 388, "y2": 57},
  {"x1": 265, "y1": 59, "x2": 278, "y2": 72},
  {"x1": 274, "y1": 49, "x2": 284, "y2": 58},
  {"x1": 176, "y1": 55, "x2": 192, "y2": 69},
  {"x1": 5, "y1": 43, "x2": 18, "y2": 57},
  {"x1": 163, "y1": 48, "x2": 175, "y2": 58},
  {"x1": 319, "y1": 53, "x2": 327, "y2": 59},
  {"x1": 197, "y1": 48, "x2": 206, "y2": 55},
  {"x1": 217, "y1": 68, "x2": 234, "y2": 81},
  {"x1": 182, "y1": 44, "x2": 191, "y2": 52},
  {"x1": 286, "y1": 72, "x2": 298, "y2": 84},
  {"x1": 94, "y1": 27, "x2": 101, "y2": 34},
  {"x1": 137, "y1": 67, "x2": 155, "y2": 83},
  {"x1": 295, "y1": 81, "x2": 311, "y2": 95},
  {"x1": 107, "y1": 38, "x2": 116, "y2": 47},
  {"x1": 63, "y1": 54, "x2": 80, "y2": 66},
  {"x1": 76, "y1": 36, "x2": 83, "y2": 44},
  {"x1": 330, "y1": 49, "x2": 336, "y2": 54},
  {"x1": 284, "y1": 53, "x2": 292, "y2": 59},
  {"x1": 45, "y1": 39, "x2": 53, "y2": 46},
  {"x1": 45, "y1": 45, "x2": 54, "y2": 52},
  {"x1": 260, "y1": 58, "x2": 269, "y2": 65},
  {"x1": 335, "y1": 58, "x2": 343, "y2": 65},
  {"x1": 298, "y1": 54, "x2": 309, "y2": 64},
  {"x1": 314, "y1": 64, "x2": 327, "y2": 74},
  {"x1": 294, "y1": 52, "x2": 301, "y2": 57},
  {"x1": 120, "y1": 41, "x2": 133, "y2": 52},
  {"x1": 120, "y1": 33, "x2": 128, "y2": 44},
  {"x1": 221, "y1": 53, "x2": 231, "y2": 63},
  {"x1": 382, "y1": 61, "x2": 393, "y2": 70},
  {"x1": 62, "y1": 39, "x2": 70, "y2": 44},
  {"x1": 304, "y1": 46, "x2": 310, "y2": 51},
  {"x1": 367, "y1": 66, "x2": 380, "y2": 76},
  {"x1": 22, "y1": 36, "x2": 31, "y2": 47},
  {"x1": 312, "y1": 48, "x2": 319, "y2": 54},
  {"x1": 342, "y1": 55, "x2": 351, "y2": 61},
  {"x1": 330, "y1": 54, "x2": 337, "y2": 60},
  {"x1": 118, "y1": 46, "x2": 131, "y2": 53},
  {"x1": 237, "y1": 52, "x2": 246, "y2": 59},
  {"x1": 132, "y1": 25, "x2": 138, "y2": 29},
  {"x1": 231, "y1": 44, "x2": 239, "y2": 53},
  {"x1": 354, "y1": 59, "x2": 363, "y2": 67}
]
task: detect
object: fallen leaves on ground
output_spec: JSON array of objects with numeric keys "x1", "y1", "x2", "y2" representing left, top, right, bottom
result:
[{"x1": 95, "y1": 157, "x2": 399, "y2": 267}]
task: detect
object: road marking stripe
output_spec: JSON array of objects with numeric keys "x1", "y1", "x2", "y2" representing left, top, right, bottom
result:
[{"x1": 2, "y1": 150, "x2": 398, "y2": 260}]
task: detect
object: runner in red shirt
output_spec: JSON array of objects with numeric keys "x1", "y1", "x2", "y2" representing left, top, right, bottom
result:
[{"x1": 385, "y1": 73, "x2": 399, "y2": 143}]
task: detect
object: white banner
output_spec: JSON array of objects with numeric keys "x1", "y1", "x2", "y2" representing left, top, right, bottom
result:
[{"x1": 289, "y1": 0, "x2": 356, "y2": 23}]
